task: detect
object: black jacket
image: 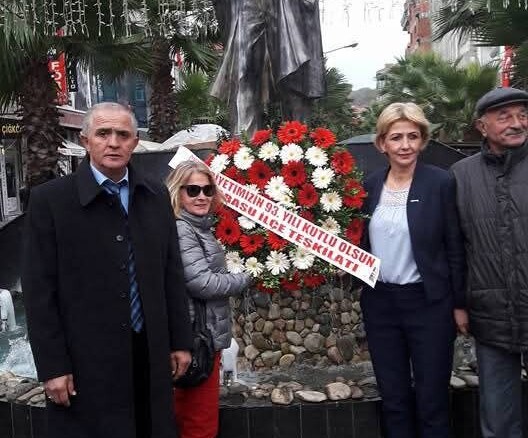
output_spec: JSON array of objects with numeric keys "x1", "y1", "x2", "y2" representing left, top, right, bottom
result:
[
  {"x1": 22, "y1": 159, "x2": 192, "y2": 438},
  {"x1": 362, "y1": 162, "x2": 466, "y2": 308},
  {"x1": 451, "y1": 141, "x2": 528, "y2": 352}
]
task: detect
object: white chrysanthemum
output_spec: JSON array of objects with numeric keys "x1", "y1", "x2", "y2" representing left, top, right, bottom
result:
[
  {"x1": 258, "y1": 141, "x2": 280, "y2": 161},
  {"x1": 265, "y1": 251, "x2": 291, "y2": 275},
  {"x1": 279, "y1": 143, "x2": 304, "y2": 164},
  {"x1": 210, "y1": 154, "x2": 230, "y2": 173},
  {"x1": 225, "y1": 251, "x2": 245, "y2": 274},
  {"x1": 246, "y1": 184, "x2": 260, "y2": 193},
  {"x1": 305, "y1": 146, "x2": 328, "y2": 167},
  {"x1": 265, "y1": 176, "x2": 289, "y2": 201},
  {"x1": 289, "y1": 248, "x2": 315, "y2": 270},
  {"x1": 320, "y1": 191, "x2": 343, "y2": 212},
  {"x1": 233, "y1": 146, "x2": 255, "y2": 170},
  {"x1": 238, "y1": 216, "x2": 257, "y2": 230},
  {"x1": 277, "y1": 192, "x2": 296, "y2": 208},
  {"x1": 319, "y1": 217, "x2": 341, "y2": 235},
  {"x1": 311, "y1": 167, "x2": 335, "y2": 189},
  {"x1": 245, "y1": 257, "x2": 265, "y2": 277}
]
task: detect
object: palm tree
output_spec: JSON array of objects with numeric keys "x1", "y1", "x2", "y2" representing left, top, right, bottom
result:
[
  {"x1": 373, "y1": 52, "x2": 498, "y2": 141},
  {"x1": 0, "y1": 1, "x2": 153, "y2": 188},
  {"x1": 434, "y1": 0, "x2": 528, "y2": 87},
  {"x1": 146, "y1": 1, "x2": 219, "y2": 142},
  {"x1": 308, "y1": 66, "x2": 361, "y2": 141}
]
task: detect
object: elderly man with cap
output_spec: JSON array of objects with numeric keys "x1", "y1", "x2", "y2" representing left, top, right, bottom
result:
[{"x1": 451, "y1": 87, "x2": 528, "y2": 438}]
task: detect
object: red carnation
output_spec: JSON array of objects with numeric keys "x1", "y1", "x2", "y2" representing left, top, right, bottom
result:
[
  {"x1": 240, "y1": 233, "x2": 265, "y2": 255},
  {"x1": 310, "y1": 127, "x2": 336, "y2": 149},
  {"x1": 216, "y1": 217, "x2": 241, "y2": 245},
  {"x1": 267, "y1": 231, "x2": 288, "y2": 250},
  {"x1": 224, "y1": 165, "x2": 246, "y2": 185},
  {"x1": 251, "y1": 129, "x2": 272, "y2": 146},
  {"x1": 331, "y1": 150, "x2": 355, "y2": 175},
  {"x1": 304, "y1": 273, "x2": 326, "y2": 288},
  {"x1": 277, "y1": 121, "x2": 308, "y2": 144},
  {"x1": 216, "y1": 205, "x2": 237, "y2": 220},
  {"x1": 218, "y1": 138, "x2": 241, "y2": 156},
  {"x1": 299, "y1": 210, "x2": 315, "y2": 223},
  {"x1": 281, "y1": 273, "x2": 301, "y2": 292},
  {"x1": 345, "y1": 218, "x2": 364, "y2": 245},
  {"x1": 256, "y1": 282, "x2": 277, "y2": 295},
  {"x1": 297, "y1": 183, "x2": 318, "y2": 208},
  {"x1": 204, "y1": 153, "x2": 215, "y2": 166},
  {"x1": 248, "y1": 160, "x2": 274, "y2": 189},
  {"x1": 281, "y1": 161, "x2": 307, "y2": 187},
  {"x1": 343, "y1": 179, "x2": 367, "y2": 209}
]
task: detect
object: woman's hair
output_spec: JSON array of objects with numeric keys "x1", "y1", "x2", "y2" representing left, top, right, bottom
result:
[
  {"x1": 374, "y1": 102, "x2": 430, "y2": 150},
  {"x1": 166, "y1": 160, "x2": 224, "y2": 217}
]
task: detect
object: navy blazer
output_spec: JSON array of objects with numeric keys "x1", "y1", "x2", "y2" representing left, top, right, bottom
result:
[{"x1": 361, "y1": 162, "x2": 466, "y2": 308}]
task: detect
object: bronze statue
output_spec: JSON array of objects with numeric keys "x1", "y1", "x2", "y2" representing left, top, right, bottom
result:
[{"x1": 211, "y1": 0, "x2": 326, "y2": 135}]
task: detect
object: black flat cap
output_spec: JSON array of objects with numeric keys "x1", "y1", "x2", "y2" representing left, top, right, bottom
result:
[{"x1": 476, "y1": 87, "x2": 528, "y2": 117}]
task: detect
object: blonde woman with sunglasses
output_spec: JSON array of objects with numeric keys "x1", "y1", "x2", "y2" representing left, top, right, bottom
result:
[{"x1": 166, "y1": 160, "x2": 251, "y2": 438}]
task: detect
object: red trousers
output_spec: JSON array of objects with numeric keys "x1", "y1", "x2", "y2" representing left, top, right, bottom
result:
[{"x1": 173, "y1": 352, "x2": 221, "y2": 438}]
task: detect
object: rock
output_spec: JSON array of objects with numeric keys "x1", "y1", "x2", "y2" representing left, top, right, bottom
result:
[
  {"x1": 254, "y1": 318, "x2": 265, "y2": 332},
  {"x1": 268, "y1": 303, "x2": 281, "y2": 320},
  {"x1": 256, "y1": 307, "x2": 269, "y2": 319},
  {"x1": 281, "y1": 308, "x2": 296, "y2": 319},
  {"x1": 295, "y1": 390, "x2": 327, "y2": 403},
  {"x1": 261, "y1": 350, "x2": 282, "y2": 367},
  {"x1": 289, "y1": 345, "x2": 307, "y2": 355},
  {"x1": 350, "y1": 386, "x2": 364, "y2": 400},
  {"x1": 286, "y1": 320, "x2": 295, "y2": 331},
  {"x1": 252, "y1": 292, "x2": 271, "y2": 308},
  {"x1": 286, "y1": 331, "x2": 303, "y2": 346},
  {"x1": 251, "y1": 332, "x2": 271, "y2": 350},
  {"x1": 281, "y1": 297, "x2": 293, "y2": 307},
  {"x1": 325, "y1": 382, "x2": 351, "y2": 400},
  {"x1": 262, "y1": 321, "x2": 274, "y2": 336},
  {"x1": 300, "y1": 328, "x2": 311, "y2": 337},
  {"x1": 319, "y1": 324, "x2": 332, "y2": 337},
  {"x1": 341, "y1": 312, "x2": 353, "y2": 325},
  {"x1": 340, "y1": 298, "x2": 353, "y2": 312},
  {"x1": 325, "y1": 333, "x2": 337, "y2": 348},
  {"x1": 16, "y1": 386, "x2": 44, "y2": 403},
  {"x1": 311, "y1": 324, "x2": 320, "y2": 333},
  {"x1": 352, "y1": 301, "x2": 362, "y2": 312},
  {"x1": 284, "y1": 381, "x2": 304, "y2": 391},
  {"x1": 247, "y1": 312, "x2": 260, "y2": 322},
  {"x1": 311, "y1": 295, "x2": 324, "y2": 310},
  {"x1": 450, "y1": 375, "x2": 467, "y2": 389},
  {"x1": 271, "y1": 329, "x2": 286, "y2": 344},
  {"x1": 305, "y1": 318, "x2": 315, "y2": 328},
  {"x1": 329, "y1": 287, "x2": 344, "y2": 302},
  {"x1": 252, "y1": 389, "x2": 270, "y2": 399},
  {"x1": 350, "y1": 310, "x2": 360, "y2": 324},
  {"x1": 228, "y1": 382, "x2": 249, "y2": 395},
  {"x1": 279, "y1": 354, "x2": 296, "y2": 368},
  {"x1": 244, "y1": 321, "x2": 254, "y2": 333},
  {"x1": 219, "y1": 386, "x2": 230, "y2": 398},
  {"x1": 300, "y1": 301, "x2": 310, "y2": 311},
  {"x1": 315, "y1": 313, "x2": 331, "y2": 325},
  {"x1": 327, "y1": 346, "x2": 344, "y2": 364},
  {"x1": 0, "y1": 383, "x2": 7, "y2": 397},
  {"x1": 304, "y1": 333, "x2": 325, "y2": 353},
  {"x1": 244, "y1": 345, "x2": 260, "y2": 360},
  {"x1": 294, "y1": 319, "x2": 305, "y2": 332},
  {"x1": 336, "y1": 334, "x2": 356, "y2": 361},
  {"x1": 271, "y1": 387, "x2": 294, "y2": 405},
  {"x1": 358, "y1": 376, "x2": 377, "y2": 387},
  {"x1": 232, "y1": 323, "x2": 243, "y2": 338},
  {"x1": 291, "y1": 290, "x2": 303, "y2": 299},
  {"x1": 291, "y1": 301, "x2": 301, "y2": 311},
  {"x1": 274, "y1": 318, "x2": 286, "y2": 330},
  {"x1": 280, "y1": 342, "x2": 290, "y2": 354}
]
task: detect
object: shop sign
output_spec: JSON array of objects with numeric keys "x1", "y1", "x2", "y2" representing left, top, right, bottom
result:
[{"x1": 0, "y1": 121, "x2": 22, "y2": 138}]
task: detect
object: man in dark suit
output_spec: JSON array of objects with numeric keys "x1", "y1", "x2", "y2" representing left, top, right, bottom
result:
[{"x1": 22, "y1": 102, "x2": 192, "y2": 438}]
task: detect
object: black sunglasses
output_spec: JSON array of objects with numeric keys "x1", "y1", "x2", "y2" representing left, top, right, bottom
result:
[{"x1": 181, "y1": 184, "x2": 216, "y2": 198}]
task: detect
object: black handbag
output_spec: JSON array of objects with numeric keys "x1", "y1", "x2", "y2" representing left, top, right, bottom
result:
[{"x1": 173, "y1": 299, "x2": 215, "y2": 388}]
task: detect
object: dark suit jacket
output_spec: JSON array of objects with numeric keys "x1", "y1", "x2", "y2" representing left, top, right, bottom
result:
[
  {"x1": 362, "y1": 162, "x2": 466, "y2": 308},
  {"x1": 22, "y1": 159, "x2": 192, "y2": 438}
]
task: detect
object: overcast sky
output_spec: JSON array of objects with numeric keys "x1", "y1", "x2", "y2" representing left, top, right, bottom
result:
[{"x1": 320, "y1": 0, "x2": 409, "y2": 90}]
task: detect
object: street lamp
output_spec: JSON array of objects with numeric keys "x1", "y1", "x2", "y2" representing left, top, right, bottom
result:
[{"x1": 324, "y1": 42, "x2": 359, "y2": 54}]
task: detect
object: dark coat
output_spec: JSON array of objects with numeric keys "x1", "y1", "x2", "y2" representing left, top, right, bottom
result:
[
  {"x1": 361, "y1": 162, "x2": 466, "y2": 308},
  {"x1": 451, "y1": 141, "x2": 528, "y2": 352},
  {"x1": 21, "y1": 159, "x2": 193, "y2": 438}
]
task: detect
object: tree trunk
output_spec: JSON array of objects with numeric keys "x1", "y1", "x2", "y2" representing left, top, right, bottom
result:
[
  {"x1": 19, "y1": 58, "x2": 64, "y2": 188},
  {"x1": 148, "y1": 38, "x2": 178, "y2": 142}
]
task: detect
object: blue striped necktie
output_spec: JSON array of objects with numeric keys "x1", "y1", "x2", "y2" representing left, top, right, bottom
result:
[{"x1": 103, "y1": 180, "x2": 145, "y2": 333}]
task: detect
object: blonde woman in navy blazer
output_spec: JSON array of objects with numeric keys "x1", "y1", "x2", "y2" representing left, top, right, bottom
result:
[{"x1": 360, "y1": 102, "x2": 466, "y2": 438}]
